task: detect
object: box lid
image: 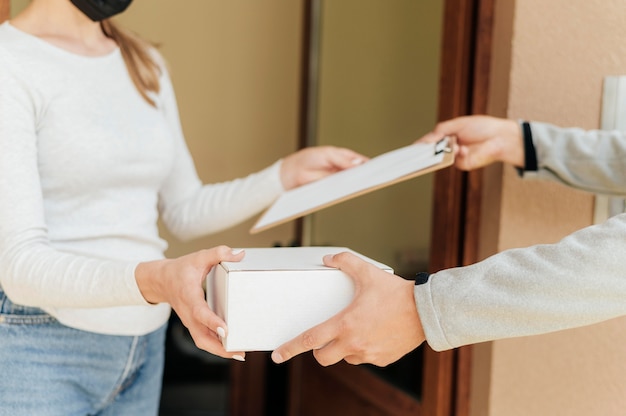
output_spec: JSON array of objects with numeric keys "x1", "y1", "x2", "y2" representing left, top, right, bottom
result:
[{"x1": 219, "y1": 246, "x2": 392, "y2": 272}]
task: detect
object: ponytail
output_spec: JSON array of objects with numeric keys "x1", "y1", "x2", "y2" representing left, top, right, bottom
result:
[{"x1": 101, "y1": 20, "x2": 161, "y2": 107}]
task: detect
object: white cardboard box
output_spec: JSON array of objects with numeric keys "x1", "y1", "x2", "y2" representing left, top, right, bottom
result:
[{"x1": 206, "y1": 246, "x2": 393, "y2": 352}]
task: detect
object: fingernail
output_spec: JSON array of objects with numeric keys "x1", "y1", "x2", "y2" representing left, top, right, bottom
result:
[
  {"x1": 351, "y1": 158, "x2": 364, "y2": 165},
  {"x1": 216, "y1": 327, "x2": 226, "y2": 338},
  {"x1": 271, "y1": 351, "x2": 283, "y2": 363},
  {"x1": 232, "y1": 248, "x2": 244, "y2": 255},
  {"x1": 232, "y1": 354, "x2": 245, "y2": 362}
]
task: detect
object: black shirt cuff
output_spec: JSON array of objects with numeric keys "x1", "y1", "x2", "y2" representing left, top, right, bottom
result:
[{"x1": 516, "y1": 120, "x2": 538, "y2": 176}]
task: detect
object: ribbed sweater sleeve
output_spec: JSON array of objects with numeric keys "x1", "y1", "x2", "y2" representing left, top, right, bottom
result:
[
  {"x1": 0, "y1": 44, "x2": 147, "y2": 309},
  {"x1": 156, "y1": 69, "x2": 284, "y2": 240}
]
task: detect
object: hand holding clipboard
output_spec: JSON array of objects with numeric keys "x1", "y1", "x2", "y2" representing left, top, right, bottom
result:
[{"x1": 250, "y1": 137, "x2": 454, "y2": 234}]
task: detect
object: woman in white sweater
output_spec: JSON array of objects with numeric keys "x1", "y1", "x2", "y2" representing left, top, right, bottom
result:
[{"x1": 0, "y1": 0, "x2": 365, "y2": 413}]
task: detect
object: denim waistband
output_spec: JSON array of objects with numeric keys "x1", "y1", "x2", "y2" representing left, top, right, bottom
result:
[{"x1": 0, "y1": 288, "x2": 57, "y2": 325}]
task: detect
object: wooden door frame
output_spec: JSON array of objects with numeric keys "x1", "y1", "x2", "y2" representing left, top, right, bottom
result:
[
  {"x1": 1, "y1": 0, "x2": 9, "y2": 23},
  {"x1": 230, "y1": 0, "x2": 496, "y2": 415},
  {"x1": 425, "y1": 0, "x2": 495, "y2": 414}
]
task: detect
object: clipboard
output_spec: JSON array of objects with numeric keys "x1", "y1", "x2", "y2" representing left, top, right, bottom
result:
[{"x1": 250, "y1": 136, "x2": 455, "y2": 234}]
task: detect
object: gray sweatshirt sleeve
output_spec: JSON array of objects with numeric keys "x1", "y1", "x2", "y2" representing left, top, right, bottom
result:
[
  {"x1": 525, "y1": 121, "x2": 626, "y2": 196},
  {"x1": 415, "y1": 121, "x2": 626, "y2": 351}
]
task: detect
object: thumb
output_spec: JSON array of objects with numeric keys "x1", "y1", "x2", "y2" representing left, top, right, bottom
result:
[
  {"x1": 455, "y1": 139, "x2": 501, "y2": 171},
  {"x1": 416, "y1": 131, "x2": 441, "y2": 144},
  {"x1": 327, "y1": 147, "x2": 368, "y2": 170},
  {"x1": 322, "y1": 252, "x2": 373, "y2": 288},
  {"x1": 202, "y1": 246, "x2": 245, "y2": 266}
]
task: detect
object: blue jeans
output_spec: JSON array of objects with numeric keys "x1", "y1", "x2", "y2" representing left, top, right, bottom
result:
[{"x1": 0, "y1": 289, "x2": 167, "y2": 416}]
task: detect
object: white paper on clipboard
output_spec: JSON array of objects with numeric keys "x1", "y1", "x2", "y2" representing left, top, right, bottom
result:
[{"x1": 250, "y1": 137, "x2": 454, "y2": 234}]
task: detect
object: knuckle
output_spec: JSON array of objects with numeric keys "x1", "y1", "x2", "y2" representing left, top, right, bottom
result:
[
  {"x1": 188, "y1": 332, "x2": 207, "y2": 351},
  {"x1": 372, "y1": 355, "x2": 393, "y2": 367},
  {"x1": 333, "y1": 252, "x2": 352, "y2": 262},
  {"x1": 344, "y1": 356, "x2": 364, "y2": 366},
  {"x1": 190, "y1": 303, "x2": 204, "y2": 318},
  {"x1": 345, "y1": 339, "x2": 365, "y2": 357},
  {"x1": 338, "y1": 314, "x2": 357, "y2": 334},
  {"x1": 214, "y1": 245, "x2": 231, "y2": 256},
  {"x1": 301, "y1": 331, "x2": 320, "y2": 349}
]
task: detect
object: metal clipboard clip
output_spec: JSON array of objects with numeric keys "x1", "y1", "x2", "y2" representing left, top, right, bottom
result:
[{"x1": 434, "y1": 135, "x2": 455, "y2": 155}]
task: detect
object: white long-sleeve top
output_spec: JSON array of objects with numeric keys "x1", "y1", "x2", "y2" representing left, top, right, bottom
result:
[{"x1": 0, "y1": 22, "x2": 284, "y2": 335}]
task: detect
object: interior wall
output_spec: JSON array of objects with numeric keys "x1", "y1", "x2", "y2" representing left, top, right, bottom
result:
[
  {"x1": 8, "y1": 0, "x2": 300, "y2": 256},
  {"x1": 474, "y1": 0, "x2": 626, "y2": 415},
  {"x1": 309, "y1": 0, "x2": 444, "y2": 274},
  {"x1": 115, "y1": 0, "x2": 304, "y2": 255}
]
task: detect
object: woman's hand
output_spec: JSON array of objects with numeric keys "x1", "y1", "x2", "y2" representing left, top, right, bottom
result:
[
  {"x1": 271, "y1": 251, "x2": 425, "y2": 367},
  {"x1": 280, "y1": 146, "x2": 368, "y2": 190},
  {"x1": 419, "y1": 115, "x2": 524, "y2": 170},
  {"x1": 135, "y1": 245, "x2": 246, "y2": 361}
]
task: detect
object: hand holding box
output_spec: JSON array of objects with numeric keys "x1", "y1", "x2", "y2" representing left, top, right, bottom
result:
[{"x1": 206, "y1": 246, "x2": 393, "y2": 352}]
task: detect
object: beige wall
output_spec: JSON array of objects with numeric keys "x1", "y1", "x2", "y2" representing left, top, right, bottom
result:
[
  {"x1": 473, "y1": 0, "x2": 626, "y2": 415},
  {"x1": 309, "y1": 0, "x2": 443, "y2": 274},
  {"x1": 115, "y1": 1, "x2": 304, "y2": 255}
]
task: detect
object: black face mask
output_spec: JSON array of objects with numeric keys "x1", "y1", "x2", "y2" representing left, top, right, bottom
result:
[{"x1": 69, "y1": 0, "x2": 133, "y2": 21}]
